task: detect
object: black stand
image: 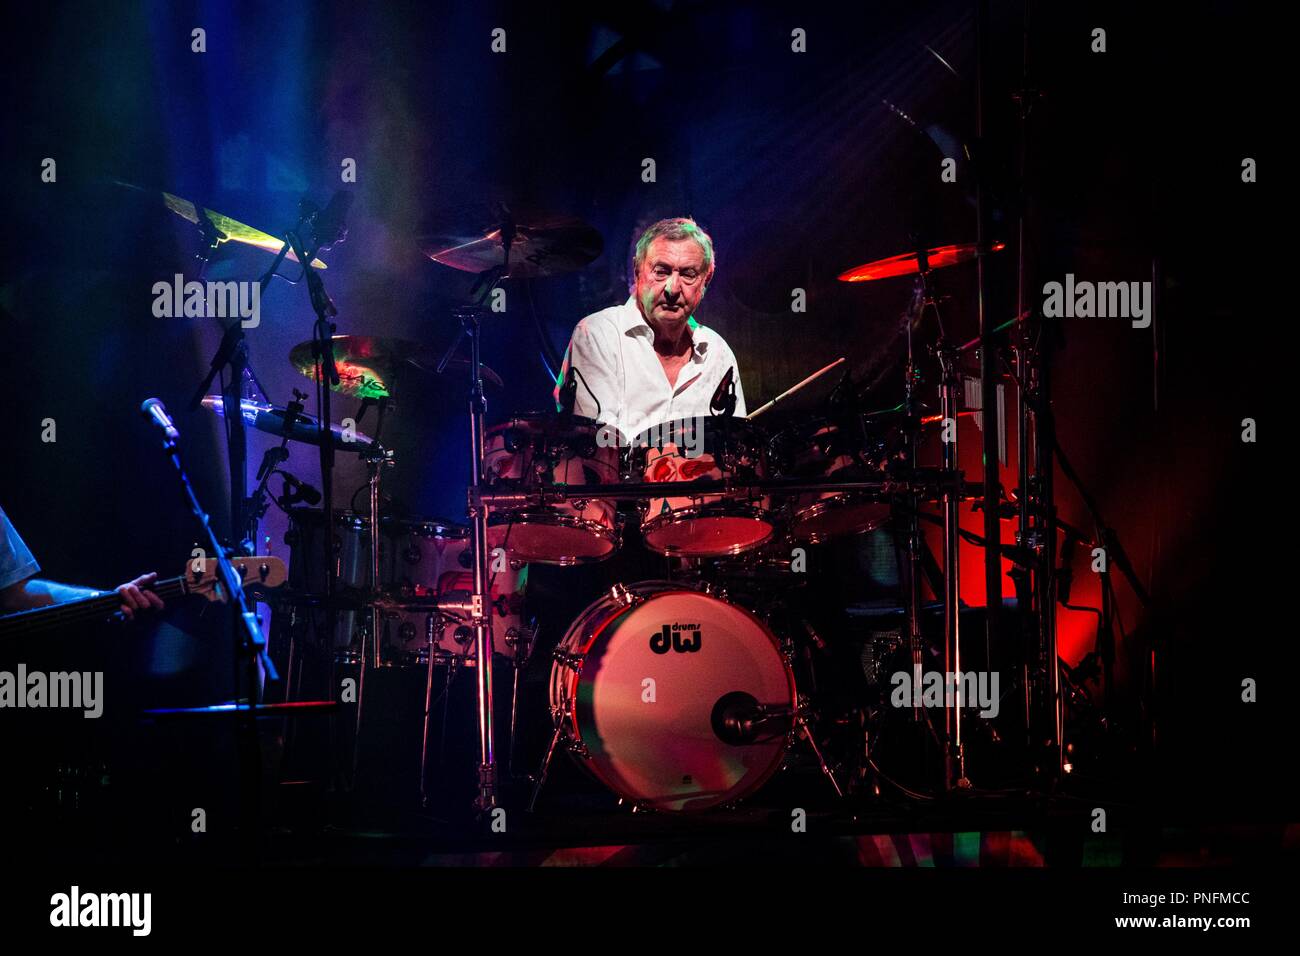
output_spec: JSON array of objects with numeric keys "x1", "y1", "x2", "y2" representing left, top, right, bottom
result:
[
  {"x1": 974, "y1": 0, "x2": 1004, "y2": 715},
  {"x1": 149, "y1": 415, "x2": 278, "y2": 855}
]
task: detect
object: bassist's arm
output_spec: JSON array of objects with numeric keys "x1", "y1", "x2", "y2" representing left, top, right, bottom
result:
[{"x1": 1, "y1": 572, "x2": 164, "y2": 620}]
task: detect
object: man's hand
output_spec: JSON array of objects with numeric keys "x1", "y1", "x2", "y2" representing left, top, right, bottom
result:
[{"x1": 115, "y1": 572, "x2": 165, "y2": 620}]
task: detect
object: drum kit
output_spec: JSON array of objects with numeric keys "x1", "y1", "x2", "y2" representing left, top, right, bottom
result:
[{"x1": 132, "y1": 180, "x2": 1071, "y2": 819}]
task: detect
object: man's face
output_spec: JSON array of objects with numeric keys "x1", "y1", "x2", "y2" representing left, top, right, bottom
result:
[{"x1": 635, "y1": 237, "x2": 712, "y2": 331}]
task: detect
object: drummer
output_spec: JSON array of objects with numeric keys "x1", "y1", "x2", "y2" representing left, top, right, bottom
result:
[{"x1": 553, "y1": 217, "x2": 746, "y2": 442}]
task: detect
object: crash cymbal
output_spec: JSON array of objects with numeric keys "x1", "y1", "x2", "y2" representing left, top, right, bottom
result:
[
  {"x1": 200, "y1": 396, "x2": 374, "y2": 451},
  {"x1": 290, "y1": 335, "x2": 503, "y2": 398},
  {"x1": 420, "y1": 204, "x2": 602, "y2": 278},
  {"x1": 860, "y1": 406, "x2": 979, "y2": 430},
  {"x1": 838, "y1": 241, "x2": 1005, "y2": 282},
  {"x1": 919, "y1": 409, "x2": 978, "y2": 426},
  {"x1": 114, "y1": 181, "x2": 328, "y2": 269}
]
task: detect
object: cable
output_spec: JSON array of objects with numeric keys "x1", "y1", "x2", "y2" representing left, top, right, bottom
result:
[
  {"x1": 567, "y1": 365, "x2": 602, "y2": 419},
  {"x1": 867, "y1": 761, "x2": 938, "y2": 802}
]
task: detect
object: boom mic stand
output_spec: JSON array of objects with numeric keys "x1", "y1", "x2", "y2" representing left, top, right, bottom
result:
[{"x1": 145, "y1": 400, "x2": 278, "y2": 858}]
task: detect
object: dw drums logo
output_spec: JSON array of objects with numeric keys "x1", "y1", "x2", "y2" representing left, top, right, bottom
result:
[{"x1": 650, "y1": 623, "x2": 702, "y2": 654}]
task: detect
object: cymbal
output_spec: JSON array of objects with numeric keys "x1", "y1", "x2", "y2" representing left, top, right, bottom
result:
[
  {"x1": 114, "y1": 181, "x2": 328, "y2": 269},
  {"x1": 860, "y1": 406, "x2": 979, "y2": 430},
  {"x1": 420, "y1": 204, "x2": 602, "y2": 278},
  {"x1": 919, "y1": 410, "x2": 978, "y2": 426},
  {"x1": 200, "y1": 396, "x2": 375, "y2": 451},
  {"x1": 290, "y1": 335, "x2": 503, "y2": 398},
  {"x1": 838, "y1": 241, "x2": 1005, "y2": 282}
]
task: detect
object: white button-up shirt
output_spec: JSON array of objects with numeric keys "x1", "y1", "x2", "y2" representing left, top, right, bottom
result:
[{"x1": 553, "y1": 296, "x2": 747, "y2": 442}]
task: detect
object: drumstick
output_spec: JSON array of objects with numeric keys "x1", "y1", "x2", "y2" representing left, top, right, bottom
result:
[{"x1": 746, "y1": 357, "x2": 846, "y2": 420}]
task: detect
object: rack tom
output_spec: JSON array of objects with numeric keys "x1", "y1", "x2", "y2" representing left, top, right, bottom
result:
[
  {"x1": 632, "y1": 416, "x2": 774, "y2": 557},
  {"x1": 770, "y1": 418, "x2": 891, "y2": 543},
  {"x1": 483, "y1": 413, "x2": 620, "y2": 565}
]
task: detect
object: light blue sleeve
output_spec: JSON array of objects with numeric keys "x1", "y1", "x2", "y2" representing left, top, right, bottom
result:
[{"x1": 0, "y1": 505, "x2": 40, "y2": 590}]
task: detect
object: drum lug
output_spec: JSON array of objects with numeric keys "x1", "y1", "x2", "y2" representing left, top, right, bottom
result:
[
  {"x1": 609, "y1": 582, "x2": 635, "y2": 606},
  {"x1": 567, "y1": 739, "x2": 591, "y2": 760},
  {"x1": 551, "y1": 648, "x2": 585, "y2": 669}
]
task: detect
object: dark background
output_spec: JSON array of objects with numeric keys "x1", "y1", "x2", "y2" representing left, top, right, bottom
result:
[{"x1": 0, "y1": 1, "x2": 1285, "y2": 818}]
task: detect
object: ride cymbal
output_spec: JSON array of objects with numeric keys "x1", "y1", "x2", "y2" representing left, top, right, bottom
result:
[
  {"x1": 420, "y1": 204, "x2": 602, "y2": 278},
  {"x1": 838, "y1": 241, "x2": 1005, "y2": 282}
]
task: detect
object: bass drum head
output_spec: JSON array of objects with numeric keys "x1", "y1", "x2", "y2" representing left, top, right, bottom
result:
[{"x1": 557, "y1": 586, "x2": 795, "y2": 811}]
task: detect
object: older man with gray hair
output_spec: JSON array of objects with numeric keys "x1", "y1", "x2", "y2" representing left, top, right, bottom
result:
[{"x1": 554, "y1": 217, "x2": 746, "y2": 442}]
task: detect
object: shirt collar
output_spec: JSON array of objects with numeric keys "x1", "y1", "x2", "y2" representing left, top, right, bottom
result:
[{"x1": 620, "y1": 296, "x2": 709, "y2": 362}]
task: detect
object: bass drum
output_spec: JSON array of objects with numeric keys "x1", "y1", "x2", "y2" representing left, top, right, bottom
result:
[{"x1": 550, "y1": 582, "x2": 796, "y2": 811}]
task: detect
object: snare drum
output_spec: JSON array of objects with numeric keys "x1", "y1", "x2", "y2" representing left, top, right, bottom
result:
[
  {"x1": 633, "y1": 417, "x2": 774, "y2": 557},
  {"x1": 549, "y1": 581, "x2": 796, "y2": 811},
  {"x1": 483, "y1": 413, "x2": 620, "y2": 565}
]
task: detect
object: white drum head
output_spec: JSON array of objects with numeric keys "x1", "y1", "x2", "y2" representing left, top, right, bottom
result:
[{"x1": 566, "y1": 588, "x2": 794, "y2": 811}]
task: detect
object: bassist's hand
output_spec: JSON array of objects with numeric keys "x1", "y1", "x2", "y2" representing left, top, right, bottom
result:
[{"x1": 114, "y1": 572, "x2": 165, "y2": 620}]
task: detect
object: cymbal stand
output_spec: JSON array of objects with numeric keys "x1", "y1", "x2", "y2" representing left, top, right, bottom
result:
[
  {"x1": 284, "y1": 217, "x2": 348, "y2": 789},
  {"x1": 350, "y1": 440, "x2": 392, "y2": 779},
  {"x1": 506, "y1": 621, "x2": 537, "y2": 781},
  {"x1": 908, "y1": 256, "x2": 969, "y2": 791},
  {"x1": 900, "y1": 272, "x2": 927, "y2": 733},
  {"x1": 1007, "y1": 0, "x2": 1064, "y2": 776},
  {"x1": 420, "y1": 617, "x2": 461, "y2": 807},
  {"x1": 462, "y1": 298, "x2": 499, "y2": 814},
  {"x1": 928, "y1": 296, "x2": 968, "y2": 790}
]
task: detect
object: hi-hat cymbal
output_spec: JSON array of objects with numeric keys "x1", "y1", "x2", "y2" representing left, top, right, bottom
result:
[
  {"x1": 290, "y1": 335, "x2": 503, "y2": 398},
  {"x1": 420, "y1": 204, "x2": 602, "y2": 278},
  {"x1": 114, "y1": 181, "x2": 328, "y2": 269},
  {"x1": 838, "y1": 241, "x2": 1005, "y2": 282},
  {"x1": 200, "y1": 396, "x2": 374, "y2": 451}
]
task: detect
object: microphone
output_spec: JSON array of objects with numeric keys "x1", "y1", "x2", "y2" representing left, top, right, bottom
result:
[
  {"x1": 559, "y1": 365, "x2": 580, "y2": 416},
  {"x1": 255, "y1": 446, "x2": 289, "y2": 482},
  {"x1": 711, "y1": 691, "x2": 792, "y2": 745},
  {"x1": 801, "y1": 619, "x2": 828, "y2": 651},
  {"x1": 140, "y1": 397, "x2": 180, "y2": 446},
  {"x1": 280, "y1": 472, "x2": 322, "y2": 506},
  {"x1": 710, "y1": 366, "x2": 736, "y2": 416}
]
